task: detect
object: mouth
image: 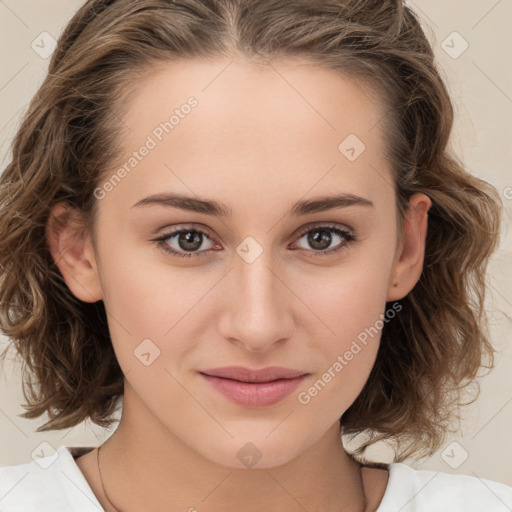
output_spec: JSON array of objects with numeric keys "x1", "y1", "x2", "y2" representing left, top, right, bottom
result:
[
  {"x1": 198, "y1": 366, "x2": 309, "y2": 407},
  {"x1": 199, "y1": 365, "x2": 308, "y2": 382}
]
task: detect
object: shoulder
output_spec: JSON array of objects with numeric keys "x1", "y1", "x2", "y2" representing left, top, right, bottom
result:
[
  {"x1": 0, "y1": 445, "x2": 103, "y2": 511},
  {"x1": 376, "y1": 462, "x2": 512, "y2": 512}
]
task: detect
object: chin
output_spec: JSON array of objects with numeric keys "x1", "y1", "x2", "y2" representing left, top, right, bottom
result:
[{"x1": 195, "y1": 430, "x2": 309, "y2": 470}]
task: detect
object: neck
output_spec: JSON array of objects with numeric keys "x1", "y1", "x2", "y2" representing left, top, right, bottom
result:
[{"x1": 97, "y1": 382, "x2": 367, "y2": 512}]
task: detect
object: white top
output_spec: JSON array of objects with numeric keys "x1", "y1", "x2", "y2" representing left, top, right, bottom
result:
[{"x1": 0, "y1": 445, "x2": 511, "y2": 511}]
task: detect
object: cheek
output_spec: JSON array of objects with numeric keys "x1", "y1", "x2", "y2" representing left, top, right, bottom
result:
[
  {"x1": 300, "y1": 252, "x2": 394, "y2": 343},
  {"x1": 293, "y1": 241, "x2": 396, "y2": 401},
  {"x1": 294, "y1": 267, "x2": 390, "y2": 416},
  {"x1": 94, "y1": 235, "x2": 195, "y2": 367}
]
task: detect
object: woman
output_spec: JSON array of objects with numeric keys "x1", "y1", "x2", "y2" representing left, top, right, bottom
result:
[{"x1": 0, "y1": 0, "x2": 510, "y2": 510}]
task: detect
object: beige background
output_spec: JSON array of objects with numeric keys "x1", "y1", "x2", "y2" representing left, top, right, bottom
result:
[{"x1": 1, "y1": 0, "x2": 511, "y2": 486}]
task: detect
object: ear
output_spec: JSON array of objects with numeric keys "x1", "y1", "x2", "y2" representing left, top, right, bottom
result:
[
  {"x1": 386, "y1": 193, "x2": 432, "y2": 301},
  {"x1": 46, "y1": 203, "x2": 103, "y2": 303}
]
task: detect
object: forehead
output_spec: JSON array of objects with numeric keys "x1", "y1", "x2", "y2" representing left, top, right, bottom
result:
[{"x1": 103, "y1": 57, "x2": 393, "y2": 213}]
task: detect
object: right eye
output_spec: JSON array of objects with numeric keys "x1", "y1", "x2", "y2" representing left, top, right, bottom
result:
[{"x1": 153, "y1": 227, "x2": 217, "y2": 258}]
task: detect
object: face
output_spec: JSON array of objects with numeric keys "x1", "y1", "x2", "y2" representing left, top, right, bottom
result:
[{"x1": 50, "y1": 57, "x2": 430, "y2": 469}]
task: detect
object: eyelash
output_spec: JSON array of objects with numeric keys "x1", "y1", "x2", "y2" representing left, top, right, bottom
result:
[{"x1": 152, "y1": 224, "x2": 356, "y2": 259}]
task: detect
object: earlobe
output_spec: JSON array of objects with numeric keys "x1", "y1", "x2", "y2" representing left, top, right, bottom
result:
[
  {"x1": 386, "y1": 193, "x2": 432, "y2": 302},
  {"x1": 46, "y1": 203, "x2": 103, "y2": 303}
]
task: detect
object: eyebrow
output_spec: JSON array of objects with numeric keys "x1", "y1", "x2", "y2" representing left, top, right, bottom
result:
[{"x1": 131, "y1": 192, "x2": 374, "y2": 217}]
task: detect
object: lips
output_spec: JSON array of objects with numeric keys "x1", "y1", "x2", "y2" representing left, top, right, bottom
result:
[
  {"x1": 199, "y1": 366, "x2": 309, "y2": 407},
  {"x1": 199, "y1": 366, "x2": 307, "y2": 383}
]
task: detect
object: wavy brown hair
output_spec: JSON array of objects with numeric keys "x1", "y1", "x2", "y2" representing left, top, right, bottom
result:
[{"x1": 0, "y1": 0, "x2": 502, "y2": 462}]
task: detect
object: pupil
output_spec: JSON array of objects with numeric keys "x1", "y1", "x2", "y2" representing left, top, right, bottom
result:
[
  {"x1": 309, "y1": 229, "x2": 331, "y2": 250},
  {"x1": 179, "y1": 231, "x2": 202, "y2": 251}
]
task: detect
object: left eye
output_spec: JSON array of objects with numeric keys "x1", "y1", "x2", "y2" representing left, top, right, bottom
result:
[
  {"x1": 153, "y1": 225, "x2": 355, "y2": 258},
  {"x1": 293, "y1": 225, "x2": 355, "y2": 254}
]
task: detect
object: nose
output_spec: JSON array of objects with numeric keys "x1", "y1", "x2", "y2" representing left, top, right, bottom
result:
[{"x1": 218, "y1": 248, "x2": 295, "y2": 353}]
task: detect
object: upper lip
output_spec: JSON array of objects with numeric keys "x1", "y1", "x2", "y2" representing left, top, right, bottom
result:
[{"x1": 199, "y1": 366, "x2": 308, "y2": 383}]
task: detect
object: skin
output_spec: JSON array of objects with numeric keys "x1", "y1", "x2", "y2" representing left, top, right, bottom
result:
[{"x1": 47, "y1": 56, "x2": 431, "y2": 512}]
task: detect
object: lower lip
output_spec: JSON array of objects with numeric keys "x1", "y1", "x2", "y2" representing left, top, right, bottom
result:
[{"x1": 199, "y1": 373, "x2": 307, "y2": 407}]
